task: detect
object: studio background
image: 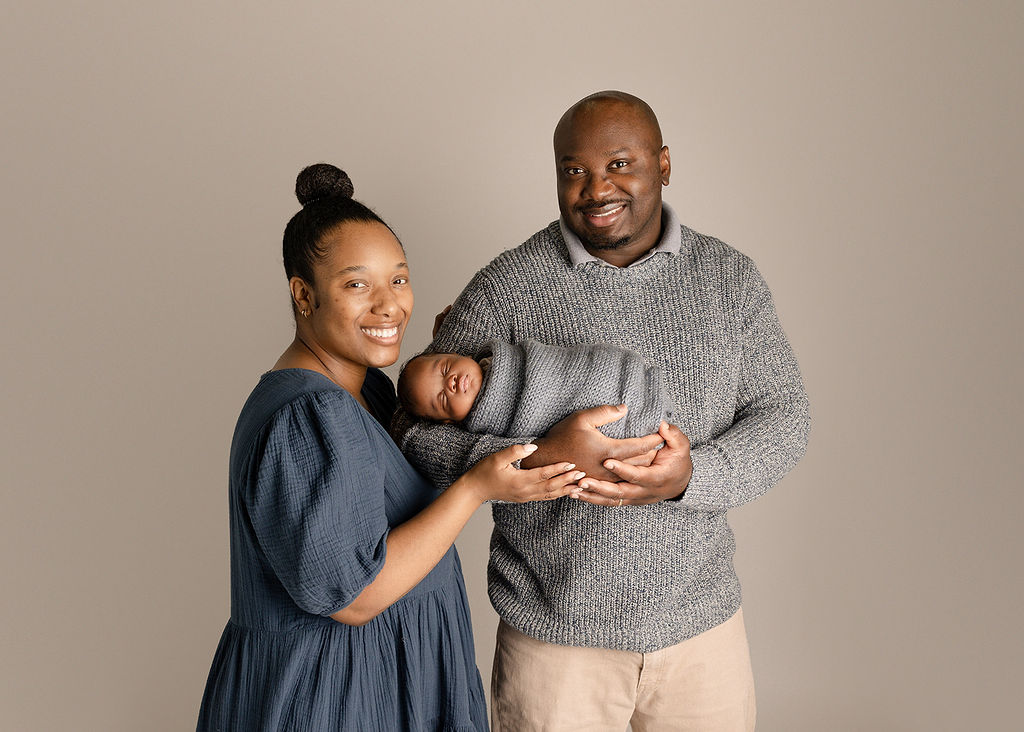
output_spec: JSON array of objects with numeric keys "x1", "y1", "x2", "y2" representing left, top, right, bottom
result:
[{"x1": 2, "y1": 2, "x2": 1021, "y2": 730}]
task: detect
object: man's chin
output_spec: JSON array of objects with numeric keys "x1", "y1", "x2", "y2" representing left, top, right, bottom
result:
[{"x1": 582, "y1": 234, "x2": 632, "y2": 251}]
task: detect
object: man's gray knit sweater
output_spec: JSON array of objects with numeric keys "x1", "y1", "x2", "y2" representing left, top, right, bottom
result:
[
  {"x1": 397, "y1": 215, "x2": 810, "y2": 653},
  {"x1": 463, "y1": 339, "x2": 672, "y2": 438}
]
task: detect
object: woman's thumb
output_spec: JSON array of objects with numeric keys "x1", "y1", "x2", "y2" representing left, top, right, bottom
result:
[{"x1": 498, "y1": 442, "x2": 538, "y2": 466}]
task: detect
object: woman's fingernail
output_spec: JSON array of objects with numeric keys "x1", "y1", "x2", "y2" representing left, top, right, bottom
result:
[
  {"x1": 523, "y1": 443, "x2": 538, "y2": 453},
  {"x1": 573, "y1": 471, "x2": 586, "y2": 480},
  {"x1": 564, "y1": 463, "x2": 576, "y2": 471}
]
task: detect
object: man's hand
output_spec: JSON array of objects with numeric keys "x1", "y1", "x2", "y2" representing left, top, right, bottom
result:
[
  {"x1": 520, "y1": 404, "x2": 665, "y2": 481},
  {"x1": 432, "y1": 305, "x2": 452, "y2": 339},
  {"x1": 574, "y1": 422, "x2": 693, "y2": 506}
]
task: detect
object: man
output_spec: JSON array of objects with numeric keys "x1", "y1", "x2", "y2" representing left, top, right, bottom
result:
[{"x1": 397, "y1": 91, "x2": 810, "y2": 731}]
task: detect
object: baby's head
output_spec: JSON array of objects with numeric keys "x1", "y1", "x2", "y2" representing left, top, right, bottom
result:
[{"x1": 398, "y1": 352, "x2": 484, "y2": 423}]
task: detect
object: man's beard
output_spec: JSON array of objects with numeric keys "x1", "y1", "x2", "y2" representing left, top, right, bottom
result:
[{"x1": 582, "y1": 233, "x2": 632, "y2": 251}]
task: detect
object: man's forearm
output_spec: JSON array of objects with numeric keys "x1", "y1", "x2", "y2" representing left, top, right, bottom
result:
[{"x1": 678, "y1": 261, "x2": 811, "y2": 511}]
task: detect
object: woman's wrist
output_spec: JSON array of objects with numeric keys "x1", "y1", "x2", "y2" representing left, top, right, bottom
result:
[{"x1": 447, "y1": 473, "x2": 490, "y2": 508}]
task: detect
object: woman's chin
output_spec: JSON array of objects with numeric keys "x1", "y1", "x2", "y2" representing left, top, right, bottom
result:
[{"x1": 364, "y1": 344, "x2": 402, "y2": 368}]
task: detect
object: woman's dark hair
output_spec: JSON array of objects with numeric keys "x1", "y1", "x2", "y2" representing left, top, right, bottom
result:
[{"x1": 282, "y1": 163, "x2": 396, "y2": 288}]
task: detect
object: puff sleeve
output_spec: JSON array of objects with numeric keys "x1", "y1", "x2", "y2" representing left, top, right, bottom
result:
[{"x1": 242, "y1": 391, "x2": 389, "y2": 616}]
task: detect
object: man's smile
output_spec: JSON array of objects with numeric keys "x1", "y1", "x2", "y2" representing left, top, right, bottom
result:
[{"x1": 580, "y1": 202, "x2": 627, "y2": 227}]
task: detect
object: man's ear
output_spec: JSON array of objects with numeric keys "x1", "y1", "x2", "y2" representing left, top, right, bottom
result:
[{"x1": 660, "y1": 145, "x2": 671, "y2": 186}]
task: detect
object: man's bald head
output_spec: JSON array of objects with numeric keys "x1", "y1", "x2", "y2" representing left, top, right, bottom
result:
[{"x1": 553, "y1": 91, "x2": 663, "y2": 152}]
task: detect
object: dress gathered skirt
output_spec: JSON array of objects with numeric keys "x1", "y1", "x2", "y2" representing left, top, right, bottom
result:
[{"x1": 197, "y1": 368, "x2": 487, "y2": 731}]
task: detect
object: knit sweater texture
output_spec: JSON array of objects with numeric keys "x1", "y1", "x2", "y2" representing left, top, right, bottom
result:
[
  {"x1": 463, "y1": 339, "x2": 672, "y2": 438},
  {"x1": 396, "y1": 215, "x2": 810, "y2": 652}
]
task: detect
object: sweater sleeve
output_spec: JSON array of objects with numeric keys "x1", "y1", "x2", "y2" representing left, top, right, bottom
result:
[
  {"x1": 394, "y1": 270, "x2": 533, "y2": 488},
  {"x1": 679, "y1": 260, "x2": 811, "y2": 511}
]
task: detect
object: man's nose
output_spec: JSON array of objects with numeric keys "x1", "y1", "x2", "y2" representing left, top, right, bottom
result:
[{"x1": 581, "y1": 171, "x2": 615, "y2": 201}]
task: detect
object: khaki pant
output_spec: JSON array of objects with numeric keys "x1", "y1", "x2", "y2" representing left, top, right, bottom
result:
[{"x1": 491, "y1": 609, "x2": 756, "y2": 732}]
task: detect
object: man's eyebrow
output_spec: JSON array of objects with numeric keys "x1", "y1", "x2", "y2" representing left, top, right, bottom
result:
[{"x1": 559, "y1": 148, "x2": 631, "y2": 163}]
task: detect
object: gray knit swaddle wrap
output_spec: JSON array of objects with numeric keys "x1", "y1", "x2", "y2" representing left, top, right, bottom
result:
[{"x1": 462, "y1": 339, "x2": 672, "y2": 438}]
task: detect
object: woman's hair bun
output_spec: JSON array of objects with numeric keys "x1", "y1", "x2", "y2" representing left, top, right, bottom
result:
[{"x1": 295, "y1": 163, "x2": 355, "y2": 206}]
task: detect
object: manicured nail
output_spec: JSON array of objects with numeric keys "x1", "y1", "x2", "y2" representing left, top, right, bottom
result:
[
  {"x1": 564, "y1": 463, "x2": 576, "y2": 471},
  {"x1": 523, "y1": 443, "x2": 538, "y2": 453},
  {"x1": 572, "y1": 471, "x2": 586, "y2": 480}
]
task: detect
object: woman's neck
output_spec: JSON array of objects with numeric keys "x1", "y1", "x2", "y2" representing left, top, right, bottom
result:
[{"x1": 273, "y1": 338, "x2": 368, "y2": 407}]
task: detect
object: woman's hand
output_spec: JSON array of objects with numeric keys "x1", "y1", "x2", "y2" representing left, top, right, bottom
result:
[{"x1": 457, "y1": 443, "x2": 584, "y2": 504}]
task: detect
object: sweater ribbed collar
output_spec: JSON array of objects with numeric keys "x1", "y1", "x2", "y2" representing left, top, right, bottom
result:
[{"x1": 559, "y1": 203, "x2": 683, "y2": 268}]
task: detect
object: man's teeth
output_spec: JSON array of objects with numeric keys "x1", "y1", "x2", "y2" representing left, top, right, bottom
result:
[
  {"x1": 589, "y1": 205, "x2": 624, "y2": 217},
  {"x1": 362, "y1": 326, "x2": 398, "y2": 337}
]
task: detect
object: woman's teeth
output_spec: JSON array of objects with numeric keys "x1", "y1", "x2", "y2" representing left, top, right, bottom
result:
[{"x1": 361, "y1": 326, "x2": 398, "y2": 338}]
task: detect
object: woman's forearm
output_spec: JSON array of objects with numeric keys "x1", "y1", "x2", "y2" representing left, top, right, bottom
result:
[
  {"x1": 330, "y1": 478, "x2": 483, "y2": 625},
  {"x1": 330, "y1": 443, "x2": 577, "y2": 625}
]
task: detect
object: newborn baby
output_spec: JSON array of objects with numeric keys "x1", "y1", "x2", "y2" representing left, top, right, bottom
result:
[{"x1": 397, "y1": 339, "x2": 674, "y2": 439}]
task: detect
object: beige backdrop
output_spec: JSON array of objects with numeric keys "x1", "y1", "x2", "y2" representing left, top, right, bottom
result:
[{"x1": 2, "y1": 2, "x2": 1021, "y2": 730}]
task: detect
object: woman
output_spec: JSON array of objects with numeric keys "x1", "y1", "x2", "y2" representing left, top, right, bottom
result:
[{"x1": 196, "y1": 164, "x2": 582, "y2": 731}]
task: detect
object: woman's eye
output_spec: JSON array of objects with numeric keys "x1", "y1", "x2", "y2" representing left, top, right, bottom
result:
[{"x1": 347, "y1": 281, "x2": 367, "y2": 289}]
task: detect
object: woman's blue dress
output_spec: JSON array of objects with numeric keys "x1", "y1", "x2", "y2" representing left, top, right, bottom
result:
[{"x1": 197, "y1": 368, "x2": 487, "y2": 731}]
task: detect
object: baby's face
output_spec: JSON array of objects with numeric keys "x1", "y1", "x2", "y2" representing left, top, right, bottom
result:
[{"x1": 404, "y1": 353, "x2": 484, "y2": 423}]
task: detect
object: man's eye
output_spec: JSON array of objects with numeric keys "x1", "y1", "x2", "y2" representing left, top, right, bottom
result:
[
  {"x1": 393, "y1": 276, "x2": 408, "y2": 285},
  {"x1": 347, "y1": 281, "x2": 367, "y2": 289},
  {"x1": 565, "y1": 167, "x2": 584, "y2": 176},
  {"x1": 610, "y1": 160, "x2": 628, "y2": 169}
]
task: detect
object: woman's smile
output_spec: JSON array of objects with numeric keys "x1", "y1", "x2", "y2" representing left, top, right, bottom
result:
[{"x1": 360, "y1": 324, "x2": 401, "y2": 344}]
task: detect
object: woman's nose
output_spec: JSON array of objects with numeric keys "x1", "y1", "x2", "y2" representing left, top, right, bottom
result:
[{"x1": 371, "y1": 288, "x2": 399, "y2": 317}]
